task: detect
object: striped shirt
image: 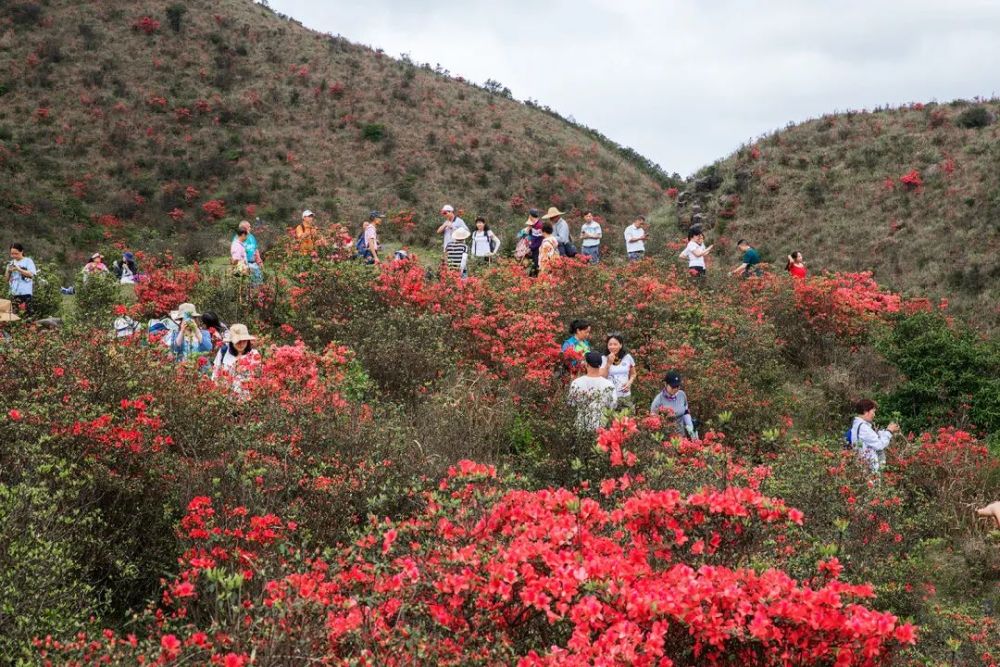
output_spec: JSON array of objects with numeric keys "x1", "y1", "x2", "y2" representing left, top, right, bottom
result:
[{"x1": 445, "y1": 241, "x2": 467, "y2": 271}]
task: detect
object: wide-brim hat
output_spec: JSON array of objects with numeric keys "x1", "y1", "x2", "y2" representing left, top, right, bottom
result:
[
  {"x1": 228, "y1": 323, "x2": 257, "y2": 344},
  {"x1": 0, "y1": 298, "x2": 20, "y2": 322},
  {"x1": 169, "y1": 302, "x2": 201, "y2": 320},
  {"x1": 452, "y1": 228, "x2": 471, "y2": 241},
  {"x1": 91, "y1": 252, "x2": 103, "y2": 261},
  {"x1": 541, "y1": 206, "x2": 566, "y2": 219}
]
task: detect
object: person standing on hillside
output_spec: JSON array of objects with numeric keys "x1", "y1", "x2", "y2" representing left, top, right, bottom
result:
[
  {"x1": 437, "y1": 205, "x2": 469, "y2": 253},
  {"x1": 651, "y1": 371, "x2": 698, "y2": 439},
  {"x1": 538, "y1": 221, "x2": 560, "y2": 276},
  {"x1": 600, "y1": 333, "x2": 637, "y2": 409},
  {"x1": 561, "y1": 319, "x2": 592, "y2": 372},
  {"x1": 524, "y1": 208, "x2": 544, "y2": 274},
  {"x1": 230, "y1": 227, "x2": 250, "y2": 276},
  {"x1": 680, "y1": 227, "x2": 713, "y2": 277},
  {"x1": 6, "y1": 243, "x2": 36, "y2": 315},
  {"x1": 569, "y1": 351, "x2": 618, "y2": 432},
  {"x1": 362, "y1": 211, "x2": 383, "y2": 265},
  {"x1": 543, "y1": 207, "x2": 574, "y2": 257},
  {"x1": 239, "y1": 220, "x2": 263, "y2": 284},
  {"x1": 624, "y1": 216, "x2": 648, "y2": 262},
  {"x1": 580, "y1": 211, "x2": 603, "y2": 263},
  {"x1": 470, "y1": 217, "x2": 500, "y2": 267},
  {"x1": 730, "y1": 239, "x2": 763, "y2": 278},
  {"x1": 444, "y1": 227, "x2": 470, "y2": 277},
  {"x1": 786, "y1": 251, "x2": 807, "y2": 279},
  {"x1": 295, "y1": 210, "x2": 319, "y2": 254},
  {"x1": 848, "y1": 399, "x2": 900, "y2": 473}
]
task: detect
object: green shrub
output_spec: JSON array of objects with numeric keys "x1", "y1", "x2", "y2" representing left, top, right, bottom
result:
[
  {"x1": 73, "y1": 271, "x2": 122, "y2": 326},
  {"x1": 26, "y1": 262, "x2": 62, "y2": 321},
  {"x1": 954, "y1": 106, "x2": 992, "y2": 129},
  {"x1": 877, "y1": 312, "x2": 1000, "y2": 436},
  {"x1": 165, "y1": 4, "x2": 186, "y2": 33},
  {"x1": 361, "y1": 123, "x2": 387, "y2": 142}
]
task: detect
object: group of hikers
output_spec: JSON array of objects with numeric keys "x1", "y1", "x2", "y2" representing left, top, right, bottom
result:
[
  {"x1": 286, "y1": 205, "x2": 811, "y2": 281},
  {"x1": 5, "y1": 229, "x2": 999, "y2": 525},
  {"x1": 560, "y1": 320, "x2": 698, "y2": 438}
]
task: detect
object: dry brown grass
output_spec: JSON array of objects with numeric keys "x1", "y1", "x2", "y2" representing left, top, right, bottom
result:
[
  {"x1": 0, "y1": 0, "x2": 669, "y2": 264},
  {"x1": 657, "y1": 101, "x2": 1000, "y2": 328}
]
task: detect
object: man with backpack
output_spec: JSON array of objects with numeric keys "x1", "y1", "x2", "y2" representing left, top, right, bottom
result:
[{"x1": 847, "y1": 399, "x2": 900, "y2": 473}]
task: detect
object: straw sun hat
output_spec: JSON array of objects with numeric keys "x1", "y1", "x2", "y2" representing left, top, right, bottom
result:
[
  {"x1": 541, "y1": 206, "x2": 567, "y2": 219},
  {"x1": 228, "y1": 323, "x2": 257, "y2": 344},
  {"x1": 0, "y1": 298, "x2": 20, "y2": 322}
]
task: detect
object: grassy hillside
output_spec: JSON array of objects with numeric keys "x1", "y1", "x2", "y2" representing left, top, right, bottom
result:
[
  {"x1": 658, "y1": 100, "x2": 1000, "y2": 328},
  {"x1": 0, "y1": 0, "x2": 671, "y2": 265}
]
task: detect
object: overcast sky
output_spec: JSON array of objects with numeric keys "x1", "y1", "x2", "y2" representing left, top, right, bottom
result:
[{"x1": 267, "y1": 0, "x2": 1000, "y2": 176}]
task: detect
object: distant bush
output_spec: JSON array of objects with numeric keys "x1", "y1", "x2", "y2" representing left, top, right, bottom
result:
[
  {"x1": 165, "y1": 4, "x2": 186, "y2": 33},
  {"x1": 877, "y1": 312, "x2": 1000, "y2": 436},
  {"x1": 361, "y1": 123, "x2": 387, "y2": 142},
  {"x1": 5, "y1": 2, "x2": 43, "y2": 28},
  {"x1": 73, "y1": 271, "x2": 121, "y2": 326},
  {"x1": 954, "y1": 106, "x2": 992, "y2": 129},
  {"x1": 26, "y1": 263, "x2": 62, "y2": 321}
]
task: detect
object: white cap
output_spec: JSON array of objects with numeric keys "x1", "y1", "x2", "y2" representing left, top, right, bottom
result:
[
  {"x1": 302, "y1": 210, "x2": 314, "y2": 218},
  {"x1": 440, "y1": 204, "x2": 454, "y2": 213}
]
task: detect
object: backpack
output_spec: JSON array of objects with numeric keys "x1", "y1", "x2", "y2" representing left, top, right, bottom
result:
[
  {"x1": 489, "y1": 232, "x2": 499, "y2": 254},
  {"x1": 844, "y1": 420, "x2": 863, "y2": 451}
]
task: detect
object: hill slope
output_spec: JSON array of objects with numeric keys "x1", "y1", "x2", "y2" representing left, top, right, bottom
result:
[
  {"x1": 0, "y1": 0, "x2": 669, "y2": 262},
  {"x1": 659, "y1": 101, "x2": 1000, "y2": 327}
]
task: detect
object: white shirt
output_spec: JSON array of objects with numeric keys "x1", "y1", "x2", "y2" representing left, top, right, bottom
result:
[
  {"x1": 602, "y1": 353, "x2": 636, "y2": 397},
  {"x1": 581, "y1": 221, "x2": 602, "y2": 247},
  {"x1": 569, "y1": 375, "x2": 617, "y2": 431},
  {"x1": 624, "y1": 224, "x2": 646, "y2": 253},
  {"x1": 442, "y1": 216, "x2": 469, "y2": 250},
  {"x1": 471, "y1": 230, "x2": 498, "y2": 257},
  {"x1": 683, "y1": 240, "x2": 707, "y2": 269},
  {"x1": 850, "y1": 416, "x2": 893, "y2": 472}
]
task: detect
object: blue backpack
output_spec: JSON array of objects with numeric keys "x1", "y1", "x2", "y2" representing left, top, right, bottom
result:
[{"x1": 843, "y1": 421, "x2": 862, "y2": 450}]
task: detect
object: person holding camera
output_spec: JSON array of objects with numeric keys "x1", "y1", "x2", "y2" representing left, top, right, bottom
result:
[
  {"x1": 167, "y1": 303, "x2": 213, "y2": 362},
  {"x1": 849, "y1": 399, "x2": 900, "y2": 473},
  {"x1": 6, "y1": 243, "x2": 36, "y2": 315}
]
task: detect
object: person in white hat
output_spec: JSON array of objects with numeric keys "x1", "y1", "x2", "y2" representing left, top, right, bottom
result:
[
  {"x1": 212, "y1": 323, "x2": 260, "y2": 395},
  {"x1": 0, "y1": 297, "x2": 20, "y2": 342},
  {"x1": 166, "y1": 303, "x2": 213, "y2": 361},
  {"x1": 83, "y1": 252, "x2": 109, "y2": 275},
  {"x1": 445, "y1": 227, "x2": 471, "y2": 277},
  {"x1": 436, "y1": 204, "x2": 469, "y2": 252},
  {"x1": 295, "y1": 210, "x2": 319, "y2": 254}
]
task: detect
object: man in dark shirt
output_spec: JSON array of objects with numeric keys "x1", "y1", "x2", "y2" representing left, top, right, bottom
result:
[{"x1": 730, "y1": 239, "x2": 762, "y2": 278}]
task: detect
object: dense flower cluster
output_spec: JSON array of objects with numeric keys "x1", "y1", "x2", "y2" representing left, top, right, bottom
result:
[
  {"x1": 42, "y1": 456, "x2": 915, "y2": 666},
  {"x1": 792, "y1": 272, "x2": 901, "y2": 338}
]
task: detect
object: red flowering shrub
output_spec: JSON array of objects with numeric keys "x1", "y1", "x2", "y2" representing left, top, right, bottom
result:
[
  {"x1": 133, "y1": 263, "x2": 200, "y2": 318},
  {"x1": 899, "y1": 169, "x2": 923, "y2": 191},
  {"x1": 792, "y1": 272, "x2": 901, "y2": 338},
  {"x1": 201, "y1": 199, "x2": 227, "y2": 220},
  {"x1": 43, "y1": 459, "x2": 915, "y2": 666},
  {"x1": 132, "y1": 16, "x2": 161, "y2": 34}
]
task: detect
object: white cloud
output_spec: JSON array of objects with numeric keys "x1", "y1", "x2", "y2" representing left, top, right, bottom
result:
[{"x1": 267, "y1": 0, "x2": 1000, "y2": 174}]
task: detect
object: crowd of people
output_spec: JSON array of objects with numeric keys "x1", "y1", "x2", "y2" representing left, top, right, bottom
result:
[
  {"x1": 561, "y1": 319, "x2": 697, "y2": 439},
  {"x1": 12, "y1": 203, "x2": 981, "y2": 495}
]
